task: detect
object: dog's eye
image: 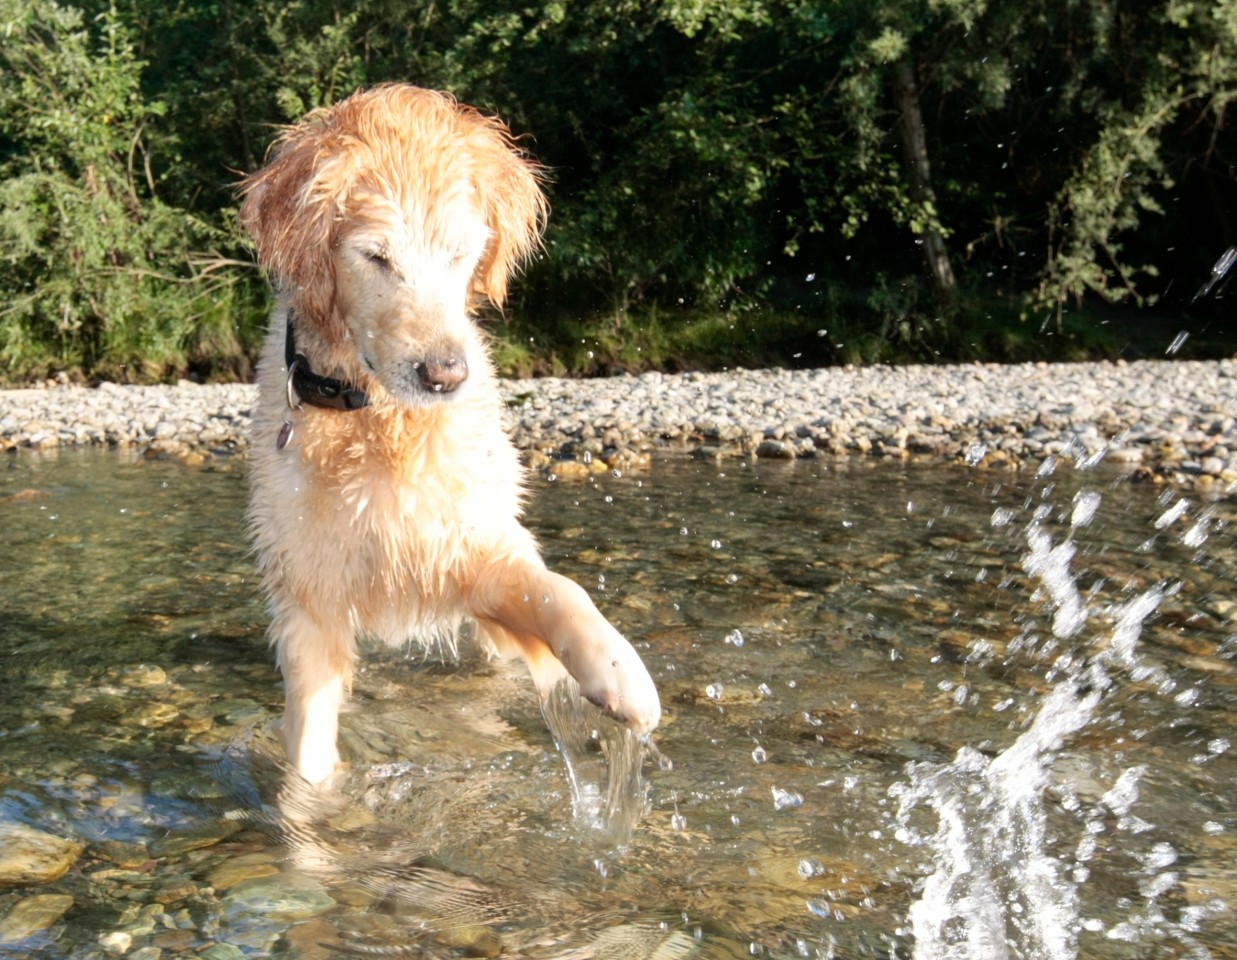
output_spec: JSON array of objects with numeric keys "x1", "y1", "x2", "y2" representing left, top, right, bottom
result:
[{"x1": 366, "y1": 250, "x2": 392, "y2": 269}]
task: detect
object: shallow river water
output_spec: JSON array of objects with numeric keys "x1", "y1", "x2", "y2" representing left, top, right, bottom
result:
[{"x1": 0, "y1": 450, "x2": 1233, "y2": 959}]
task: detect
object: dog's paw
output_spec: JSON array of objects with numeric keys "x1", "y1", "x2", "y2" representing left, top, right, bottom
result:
[
  {"x1": 291, "y1": 742, "x2": 341, "y2": 786},
  {"x1": 565, "y1": 628, "x2": 661, "y2": 733}
]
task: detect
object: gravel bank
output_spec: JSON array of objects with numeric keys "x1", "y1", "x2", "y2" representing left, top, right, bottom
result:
[{"x1": 2, "y1": 359, "x2": 1235, "y2": 492}]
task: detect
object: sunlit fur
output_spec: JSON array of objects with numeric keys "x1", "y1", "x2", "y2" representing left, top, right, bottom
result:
[{"x1": 239, "y1": 85, "x2": 660, "y2": 785}]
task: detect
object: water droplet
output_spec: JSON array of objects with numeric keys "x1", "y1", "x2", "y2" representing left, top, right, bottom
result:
[
  {"x1": 671, "y1": 812, "x2": 687, "y2": 831},
  {"x1": 1154, "y1": 499, "x2": 1189, "y2": 530},
  {"x1": 1166, "y1": 330, "x2": 1190, "y2": 355},
  {"x1": 772, "y1": 786, "x2": 803, "y2": 810},
  {"x1": 724, "y1": 629, "x2": 745, "y2": 647},
  {"x1": 806, "y1": 898, "x2": 832, "y2": 919},
  {"x1": 965, "y1": 442, "x2": 988, "y2": 466},
  {"x1": 1144, "y1": 842, "x2": 1178, "y2": 870},
  {"x1": 582, "y1": 450, "x2": 592, "y2": 463},
  {"x1": 680, "y1": 526, "x2": 689, "y2": 536},
  {"x1": 1071, "y1": 490, "x2": 1102, "y2": 528},
  {"x1": 710, "y1": 538, "x2": 722, "y2": 549},
  {"x1": 752, "y1": 745, "x2": 767, "y2": 764},
  {"x1": 991, "y1": 507, "x2": 1015, "y2": 527},
  {"x1": 1182, "y1": 518, "x2": 1209, "y2": 547},
  {"x1": 705, "y1": 683, "x2": 724, "y2": 701},
  {"x1": 725, "y1": 573, "x2": 740, "y2": 584},
  {"x1": 797, "y1": 857, "x2": 822, "y2": 878}
]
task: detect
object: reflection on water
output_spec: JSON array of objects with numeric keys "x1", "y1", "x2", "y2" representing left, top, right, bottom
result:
[{"x1": 0, "y1": 449, "x2": 1232, "y2": 958}]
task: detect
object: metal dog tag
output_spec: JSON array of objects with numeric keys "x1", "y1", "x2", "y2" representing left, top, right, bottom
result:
[{"x1": 276, "y1": 419, "x2": 293, "y2": 451}]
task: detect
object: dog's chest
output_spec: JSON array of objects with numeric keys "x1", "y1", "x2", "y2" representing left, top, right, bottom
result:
[{"x1": 288, "y1": 405, "x2": 524, "y2": 547}]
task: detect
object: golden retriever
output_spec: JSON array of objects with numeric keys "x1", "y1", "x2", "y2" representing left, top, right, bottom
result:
[{"x1": 239, "y1": 84, "x2": 660, "y2": 785}]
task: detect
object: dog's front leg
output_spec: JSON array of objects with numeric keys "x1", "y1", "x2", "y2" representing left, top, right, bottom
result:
[
  {"x1": 471, "y1": 559, "x2": 660, "y2": 733},
  {"x1": 273, "y1": 606, "x2": 355, "y2": 785}
]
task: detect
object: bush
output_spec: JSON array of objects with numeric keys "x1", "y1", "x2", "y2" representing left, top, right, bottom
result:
[{"x1": 0, "y1": 0, "x2": 259, "y2": 382}]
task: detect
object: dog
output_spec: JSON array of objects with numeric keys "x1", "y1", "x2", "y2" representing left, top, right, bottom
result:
[{"x1": 239, "y1": 84, "x2": 660, "y2": 785}]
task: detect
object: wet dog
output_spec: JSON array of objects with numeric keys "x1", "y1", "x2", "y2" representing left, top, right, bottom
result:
[{"x1": 239, "y1": 85, "x2": 660, "y2": 784}]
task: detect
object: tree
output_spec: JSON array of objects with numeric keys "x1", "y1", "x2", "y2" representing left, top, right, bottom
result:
[
  {"x1": 1031, "y1": 0, "x2": 1237, "y2": 321},
  {"x1": 0, "y1": 0, "x2": 254, "y2": 380}
]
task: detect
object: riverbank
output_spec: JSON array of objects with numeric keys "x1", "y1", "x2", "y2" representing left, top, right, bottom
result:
[{"x1": 1, "y1": 359, "x2": 1234, "y2": 493}]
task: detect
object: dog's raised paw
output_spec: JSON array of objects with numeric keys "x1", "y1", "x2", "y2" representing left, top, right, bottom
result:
[{"x1": 569, "y1": 634, "x2": 661, "y2": 734}]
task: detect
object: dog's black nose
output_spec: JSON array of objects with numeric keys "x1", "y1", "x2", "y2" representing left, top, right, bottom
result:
[{"x1": 416, "y1": 353, "x2": 469, "y2": 393}]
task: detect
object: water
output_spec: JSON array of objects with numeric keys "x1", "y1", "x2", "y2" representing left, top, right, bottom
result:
[{"x1": 0, "y1": 449, "x2": 1232, "y2": 958}]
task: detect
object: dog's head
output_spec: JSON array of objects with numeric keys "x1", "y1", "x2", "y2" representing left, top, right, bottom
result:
[{"x1": 240, "y1": 85, "x2": 546, "y2": 403}]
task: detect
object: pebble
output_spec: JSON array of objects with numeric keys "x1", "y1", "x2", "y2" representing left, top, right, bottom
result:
[
  {"x1": 200, "y1": 854, "x2": 281, "y2": 892},
  {"x1": 0, "y1": 893, "x2": 75, "y2": 943},
  {"x1": 0, "y1": 822, "x2": 84, "y2": 886},
  {"x1": 198, "y1": 945, "x2": 247, "y2": 960},
  {"x1": 99, "y1": 930, "x2": 132, "y2": 955},
  {"x1": 1, "y1": 361, "x2": 1234, "y2": 491},
  {"x1": 220, "y1": 873, "x2": 336, "y2": 923}
]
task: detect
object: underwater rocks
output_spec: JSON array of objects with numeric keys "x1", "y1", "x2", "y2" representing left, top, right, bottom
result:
[
  {"x1": 0, "y1": 360, "x2": 1234, "y2": 492},
  {"x1": 0, "y1": 823, "x2": 84, "y2": 886},
  {"x1": 0, "y1": 893, "x2": 76, "y2": 943}
]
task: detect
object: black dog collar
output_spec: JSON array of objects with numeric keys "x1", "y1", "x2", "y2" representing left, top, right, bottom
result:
[{"x1": 284, "y1": 311, "x2": 371, "y2": 411}]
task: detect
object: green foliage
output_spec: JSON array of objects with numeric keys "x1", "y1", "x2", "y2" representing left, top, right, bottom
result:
[
  {"x1": 1032, "y1": 0, "x2": 1237, "y2": 321},
  {"x1": 1, "y1": 0, "x2": 1235, "y2": 382},
  {"x1": 0, "y1": 0, "x2": 259, "y2": 381}
]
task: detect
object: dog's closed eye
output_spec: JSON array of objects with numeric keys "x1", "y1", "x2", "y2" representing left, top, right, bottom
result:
[{"x1": 365, "y1": 249, "x2": 393, "y2": 270}]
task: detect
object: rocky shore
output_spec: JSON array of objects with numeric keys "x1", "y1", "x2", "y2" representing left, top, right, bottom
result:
[{"x1": 2, "y1": 359, "x2": 1235, "y2": 492}]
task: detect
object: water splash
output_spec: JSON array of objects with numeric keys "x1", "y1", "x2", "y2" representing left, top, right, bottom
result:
[
  {"x1": 539, "y1": 677, "x2": 652, "y2": 845},
  {"x1": 891, "y1": 485, "x2": 1192, "y2": 959},
  {"x1": 893, "y1": 671, "x2": 1110, "y2": 960}
]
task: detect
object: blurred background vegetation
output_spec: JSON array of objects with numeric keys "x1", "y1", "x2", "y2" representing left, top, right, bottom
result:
[{"x1": 1, "y1": 0, "x2": 1235, "y2": 383}]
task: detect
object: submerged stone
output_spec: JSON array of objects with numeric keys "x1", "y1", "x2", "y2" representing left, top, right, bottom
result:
[
  {"x1": 199, "y1": 943, "x2": 248, "y2": 960},
  {"x1": 434, "y1": 924, "x2": 503, "y2": 957},
  {"x1": 0, "y1": 893, "x2": 75, "y2": 943},
  {"x1": 221, "y1": 872, "x2": 336, "y2": 923},
  {"x1": 201, "y1": 853, "x2": 281, "y2": 891},
  {"x1": 0, "y1": 823, "x2": 84, "y2": 886},
  {"x1": 89, "y1": 840, "x2": 152, "y2": 870}
]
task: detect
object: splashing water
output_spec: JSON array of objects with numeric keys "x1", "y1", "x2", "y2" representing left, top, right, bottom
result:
[
  {"x1": 539, "y1": 677, "x2": 654, "y2": 845},
  {"x1": 2, "y1": 451, "x2": 1230, "y2": 959},
  {"x1": 892, "y1": 483, "x2": 1198, "y2": 959}
]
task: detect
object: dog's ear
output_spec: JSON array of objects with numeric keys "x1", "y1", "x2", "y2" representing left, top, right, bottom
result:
[
  {"x1": 469, "y1": 122, "x2": 548, "y2": 309},
  {"x1": 239, "y1": 121, "x2": 353, "y2": 336}
]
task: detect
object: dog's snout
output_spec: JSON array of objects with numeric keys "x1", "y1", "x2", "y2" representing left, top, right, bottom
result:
[{"x1": 415, "y1": 353, "x2": 469, "y2": 393}]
